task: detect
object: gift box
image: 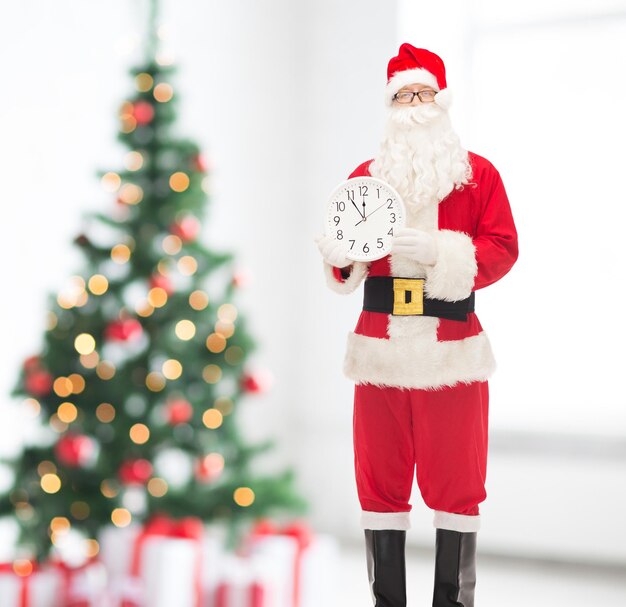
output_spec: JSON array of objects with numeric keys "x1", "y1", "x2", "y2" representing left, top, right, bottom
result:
[
  {"x1": 210, "y1": 555, "x2": 274, "y2": 607},
  {"x1": 0, "y1": 563, "x2": 62, "y2": 607},
  {"x1": 99, "y1": 515, "x2": 203, "y2": 607},
  {"x1": 244, "y1": 521, "x2": 339, "y2": 607}
]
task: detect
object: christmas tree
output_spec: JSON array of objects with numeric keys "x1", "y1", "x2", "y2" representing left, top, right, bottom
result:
[{"x1": 0, "y1": 0, "x2": 305, "y2": 562}]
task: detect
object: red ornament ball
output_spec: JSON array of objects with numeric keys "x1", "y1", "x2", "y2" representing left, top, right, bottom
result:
[
  {"x1": 192, "y1": 154, "x2": 208, "y2": 173},
  {"x1": 170, "y1": 216, "x2": 200, "y2": 242},
  {"x1": 118, "y1": 458, "x2": 153, "y2": 485},
  {"x1": 241, "y1": 370, "x2": 273, "y2": 394},
  {"x1": 166, "y1": 398, "x2": 193, "y2": 425},
  {"x1": 195, "y1": 453, "x2": 224, "y2": 483},
  {"x1": 149, "y1": 274, "x2": 174, "y2": 295},
  {"x1": 25, "y1": 370, "x2": 53, "y2": 397},
  {"x1": 55, "y1": 434, "x2": 95, "y2": 468},
  {"x1": 133, "y1": 101, "x2": 155, "y2": 125},
  {"x1": 104, "y1": 318, "x2": 143, "y2": 342}
]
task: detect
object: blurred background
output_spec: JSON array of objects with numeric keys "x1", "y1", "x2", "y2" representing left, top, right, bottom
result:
[{"x1": 1, "y1": 0, "x2": 625, "y2": 605}]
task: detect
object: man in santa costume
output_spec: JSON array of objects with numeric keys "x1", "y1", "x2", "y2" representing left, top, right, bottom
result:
[{"x1": 316, "y1": 44, "x2": 518, "y2": 606}]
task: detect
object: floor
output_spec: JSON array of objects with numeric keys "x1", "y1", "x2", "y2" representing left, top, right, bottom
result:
[{"x1": 336, "y1": 542, "x2": 626, "y2": 607}]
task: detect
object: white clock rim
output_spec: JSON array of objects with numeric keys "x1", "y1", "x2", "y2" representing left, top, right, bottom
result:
[{"x1": 325, "y1": 176, "x2": 406, "y2": 262}]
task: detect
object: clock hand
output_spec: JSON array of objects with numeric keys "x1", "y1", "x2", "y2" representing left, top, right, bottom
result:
[
  {"x1": 354, "y1": 200, "x2": 388, "y2": 226},
  {"x1": 350, "y1": 199, "x2": 365, "y2": 219}
]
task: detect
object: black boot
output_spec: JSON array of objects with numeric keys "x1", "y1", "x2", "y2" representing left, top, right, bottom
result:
[
  {"x1": 432, "y1": 529, "x2": 477, "y2": 607},
  {"x1": 364, "y1": 529, "x2": 407, "y2": 607}
]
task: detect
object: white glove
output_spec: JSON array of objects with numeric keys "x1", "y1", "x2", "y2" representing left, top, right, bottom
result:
[
  {"x1": 314, "y1": 234, "x2": 351, "y2": 268},
  {"x1": 391, "y1": 227, "x2": 438, "y2": 266}
]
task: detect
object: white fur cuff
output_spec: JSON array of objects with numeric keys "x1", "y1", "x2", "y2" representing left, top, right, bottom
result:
[
  {"x1": 361, "y1": 510, "x2": 411, "y2": 530},
  {"x1": 323, "y1": 261, "x2": 368, "y2": 295},
  {"x1": 344, "y1": 331, "x2": 496, "y2": 390},
  {"x1": 425, "y1": 230, "x2": 477, "y2": 302},
  {"x1": 434, "y1": 511, "x2": 481, "y2": 533}
]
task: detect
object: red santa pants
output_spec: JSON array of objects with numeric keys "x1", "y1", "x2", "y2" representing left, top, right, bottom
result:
[{"x1": 353, "y1": 380, "x2": 489, "y2": 532}]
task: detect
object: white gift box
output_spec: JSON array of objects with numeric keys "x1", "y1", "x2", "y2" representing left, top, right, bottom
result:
[
  {"x1": 99, "y1": 523, "x2": 202, "y2": 607},
  {"x1": 210, "y1": 554, "x2": 276, "y2": 607},
  {"x1": 0, "y1": 568, "x2": 63, "y2": 607}
]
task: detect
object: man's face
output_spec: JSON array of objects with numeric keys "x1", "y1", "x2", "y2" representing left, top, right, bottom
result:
[{"x1": 392, "y1": 83, "x2": 437, "y2": 107}]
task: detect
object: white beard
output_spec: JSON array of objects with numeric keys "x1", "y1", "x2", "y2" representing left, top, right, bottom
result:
[{"x1": 369, "y1": 104, "x2": 472, "y2": 215}]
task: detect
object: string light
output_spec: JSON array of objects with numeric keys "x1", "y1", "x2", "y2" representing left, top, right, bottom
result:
[
  {"x1": 12, "y1": 560, "x2": 33, "y2": 577},
  {"x1": 135, "y1": 300, "x2": 155, "y2": 317},
  {"x1": 80, "y1": 351, "x2": 100, "y2": 369},
  {"x1": 96, "y1": 361, "x2": 116, "y2": 380},
  {"x1": 111, "y1": 244, "x2": 131, "y2": 264},
  {"x1": 175, "y1": 320, "x2": 196, "y2": 340},
  {"x1": 157, "y1": 260, "x2": 170, "y2": 276},
  {"x1": 135, "y1": 73, "x2": 154, "y2": 92},
  {"x1": 100, "y1": 480, "x2": 119, "y2": 498},
  {"x1": 88, "y1": 274, "x2": 109, "y2": 295},
  {"x1": 146, "y1": 371, "x2": 166, "y2": 392},
  {"x1": 37, "y1": 461, "x2": 57, "y2": 476},
  {"x1": 70, "y1": 501, "x2": 90, "y2": 520},
  {"x1": 177, "y1": 255, "x2": 197, "y2": 275},
  {"x1": 53, "y1": 377, "x2": 73, "y2": 398},
  {"x1": 148, "y1": 287, "x2": 168, "y2": 308},
  {"x1": 57, "y1": 402, "x2": 78, "y2": 424},
  {"x1": 86, "y1": 539, "x2": 100, "y2": 558},
  {"x1": 129, "y1": 423, "x2": 150, "y2": 444},
  {"x1": 46, "y1": 311, "x2": 58, "y2": 331},
  {"x1": 49, "y1": 414, "x2": 68, "y2": 433},
  {"x1": 96, "y1": 403, "x2": 116, "y2": 423},
  {"x1": 169, "y1": 172, "x2": 189, "y2": 192},
  {"x1": 189, "y1": 290, "x2": 209, "y2": 310},
  {"x1": 202, "y1": 408, "x2": 223, "y2": 429},
  {"x1": 218, "y1": 304, "x2": 238, "y2": 323},
  {"x1": 50, "y1": 517, "x2": 71, "y2": 535},
  {"x1": 147, "y1": 477, "x2": 168, "y2": 497},
  {"x1": 119, "y1": 183, "x2": 144, "y2": 205},
  {"x1": 233, "y1": 487, "x2": 255, "y2": 507},
  {"x1": 111, "y1": 508, "x2": 132, "y2": 527},
  {"x1": 153, "y1": 83, "x2": 174, "y2": 102},
  {"x1": 162, "y1": 235, "x2": 182, "y2": 255},
  {"x1": 68, "y1": 373, "x2": 85, "y2": 394},
  {"x1": 162, "y1": 359, "x2": 182, "y2": 380},
  {"x1": 215, "y1": 321, "x2": 235, "y2": 338},
  {"x1": 41, "y1": 473, "x2": 62, "y2": 494},
  {"x1": 225, "y1": 346, "x2": 244, "y2": 365},
  {"x1": 125, "y1": 151, "x2": 144, "y2": 171},
  {"x1": 74, "y1": 333, "x2": 96, "y2": 355},
  {"x1": 214, "y1": 397, "x2": 234, "y2": 416},
  {"x1": 101, "y1": 172, "x2": 122, "y2": 192},
  {"x1": 23, "y1": 398, "x2": 41, "y2": 418},
  {"x1": 206, "y1": 333, "x2": 227, "y2": 353},
  {"x1": 202, "y1": 364, "x2": 222, "y2": 384}
]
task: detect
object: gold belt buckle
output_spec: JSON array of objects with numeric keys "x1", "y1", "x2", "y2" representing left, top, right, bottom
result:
[{"x1": 392, "y1": 278, "x2": 424, "y2": 315}]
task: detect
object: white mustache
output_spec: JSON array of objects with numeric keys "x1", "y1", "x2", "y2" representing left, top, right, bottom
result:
[{"x1": 388, "y1": 103, "x2": 443, "y2": 127}]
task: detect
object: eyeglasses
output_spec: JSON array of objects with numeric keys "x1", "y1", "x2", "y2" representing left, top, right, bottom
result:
[{"x1": 393, "y1": 90, "x2": 437, "y2": 104}]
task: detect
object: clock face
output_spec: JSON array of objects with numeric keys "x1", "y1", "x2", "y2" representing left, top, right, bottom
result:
[{"x1": 325, "y1": 177, "x2": 406, "y2": 262}]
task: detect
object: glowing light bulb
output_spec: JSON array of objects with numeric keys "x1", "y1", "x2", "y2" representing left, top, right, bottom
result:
[
  {"x1": 175, "y1": 320, "x2": 196, "y2": 340},
  {"x1": 74, "y1": 333, "x2": 96, "y2": 355},
  {"x1": 169, "y1": 172, "x2": 189, "y2": 192},
  {"x1": 202, "y1": 408, "x2": 223, "y2": 429},
  {"x1": 153, "y1": 83, "x2": 174, "y2": 102},
  {"x1": 233, "y1": 487, "x2": 255, "y2": 507}
]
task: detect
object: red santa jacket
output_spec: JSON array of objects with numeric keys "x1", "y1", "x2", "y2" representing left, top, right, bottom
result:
[{"x1": 324, "y1": 152, "x2": 518, "y2": 390}]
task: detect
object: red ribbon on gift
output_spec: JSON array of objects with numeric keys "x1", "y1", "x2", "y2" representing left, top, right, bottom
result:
[
  {"x1": 0, "y1": 561, "x2": 40, "y2": 607},
  {"x1": 129, "y1": 514, "x2": 204, "y2": 607},
  {"x1": 49, "y1": 557, "x2": 98, "y2": 607},
  {"x1": 249, "y1": 520, "x2": 313, "y2": 607}
]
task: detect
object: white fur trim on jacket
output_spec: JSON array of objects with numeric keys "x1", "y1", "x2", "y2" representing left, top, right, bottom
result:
[
  {"x1": 424, "y1": 230, "x2": 477, "y2": 302},
  {"x1": 385, "y1": 68, "x2": 440, "y2": 105},
  {"x1": 361, "y1": 510, "x2": 411, "y2": 531},
  {"x1": 434, "y1": 511, "x2": 481, "y2": 533},
  {"x1": 343, "y1": 331, "x2": 496, "y2": 390},
  {"x1": 323, "y1": 261, "x2": 369, "y2": 295}
]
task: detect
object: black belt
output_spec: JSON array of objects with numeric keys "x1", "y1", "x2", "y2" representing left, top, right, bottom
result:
[{"x1": 363, "y1": 276, "x2": 475, "y2": 322}]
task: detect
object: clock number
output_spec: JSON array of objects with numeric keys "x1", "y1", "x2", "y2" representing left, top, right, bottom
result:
[
  {"x1": 359, "y1": 185, "x2": 368, "y2": 198},
  {"x1": 333, "y1": 216, "x2": 341, "y2": 226},
  {"x1": 387, "y1": 198, "x2": 394, "y2": 209},
  {"x1": 336, "y1": 230, "x2": 343, "y2": 240},
  {"x1": 346, "y1": 190, "x2": 355, "y2": 203},
  {"x1": 388, "y1": 227, "x2": 394, "y2": 236},
  {"x1": 390, "y1": 213, "x2": 396, "y2": 223},
  {"x1": 377, "y1": 238, "x2": 383, "y2": 249},
  {"x1": 377, "y1": 187, "x2": 381, "y2": 199},
  {"x1": 334, "y1": 201, "x2": 345, "y2": 212},
  {"x1": 349, "y1": 239, "x2": 355, "y2": 250},
  {"x1": 363, "y1": 242, "x2": 370, "y2": 253}
]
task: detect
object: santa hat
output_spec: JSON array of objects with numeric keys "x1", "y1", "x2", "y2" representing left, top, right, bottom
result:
[{"x1": 385, "y1": 43, "x2": 452, "y2": 109}]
